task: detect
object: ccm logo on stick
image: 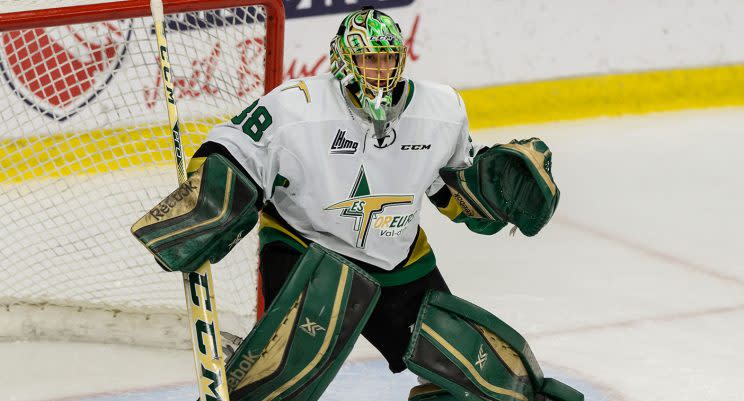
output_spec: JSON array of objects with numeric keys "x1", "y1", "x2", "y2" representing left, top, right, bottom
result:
[{"x1": 401, "y1": 144, "x2": 431, "y2": 150}]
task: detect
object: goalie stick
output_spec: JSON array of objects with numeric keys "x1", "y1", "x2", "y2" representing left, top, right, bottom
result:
[{"x1": 149, "y1": 1, "x2": 230, "y2": 400}]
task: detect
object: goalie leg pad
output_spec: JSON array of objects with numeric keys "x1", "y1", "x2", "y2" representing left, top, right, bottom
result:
[
  {"x1": 409, "y1": 383, "x2": 459, "y2": 401},
  {"x1": 131, "y1": 153, "x2": 259, "y2": 272},
  {"x1": 404, "y1": 291, "x2": 583, "y2": 401},
  {"x1": 226, "y1": 243, "x2": 381, "y2": 401}
]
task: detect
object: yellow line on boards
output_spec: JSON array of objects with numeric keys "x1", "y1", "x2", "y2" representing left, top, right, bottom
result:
[
  {"x1": 460, "y1": 64, "x2": 744, "y2": 130},
  {"x1": 0, "y1": 118, "x2": 223, "y2": 184},
  {"x1": 4, "y1": 64, "x2": 744, "y2": 183}
]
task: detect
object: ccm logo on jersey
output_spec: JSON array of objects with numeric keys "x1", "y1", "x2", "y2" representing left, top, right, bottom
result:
[
  {"x1": 401, "y1": 144, "x2": 431, "y2": 150},
  {"x1": 330, "y1": 129, "x2": 358, "y2": 154}
]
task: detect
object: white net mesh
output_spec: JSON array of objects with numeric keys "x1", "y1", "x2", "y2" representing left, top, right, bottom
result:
[{"x1": 0, "y1": 1, "x2": 273, "y2": 347}]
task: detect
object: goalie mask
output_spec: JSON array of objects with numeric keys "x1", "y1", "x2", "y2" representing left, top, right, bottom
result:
[{"x1": 330, "y1": 7, "x2": 407, "y2": 136}]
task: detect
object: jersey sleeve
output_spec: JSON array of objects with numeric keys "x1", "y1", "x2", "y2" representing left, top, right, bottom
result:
[
  {"x1": 426, "y1": 90, "x2": 477, "y2": 196},
  {"x1": 192, "y1": 94, "x2": 284, "y2": 203},
  {"x1": 426, "y1": 91, "x2": 504, "y2": 235}
]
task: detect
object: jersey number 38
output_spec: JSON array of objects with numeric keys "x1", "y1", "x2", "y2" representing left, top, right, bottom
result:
[{"x1": 231, "y1": 99, "x2": 273, "y2": 142}]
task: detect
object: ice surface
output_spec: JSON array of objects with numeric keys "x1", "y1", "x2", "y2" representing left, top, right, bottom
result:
[{"x1": 4, "y1": 108, "x2": 743, "y2": 401}]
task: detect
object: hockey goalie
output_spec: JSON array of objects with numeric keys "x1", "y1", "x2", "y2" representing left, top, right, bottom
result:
[{"x1": 133, "y1": 6, "x2": 580, "y2": 401}]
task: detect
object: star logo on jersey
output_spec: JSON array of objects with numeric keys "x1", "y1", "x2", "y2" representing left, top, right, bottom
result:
[
  {"x1": 325, "y1": 166, "x2": 414, "y2": 248},
  {"x1": 476, "y1": 344, "x2": 488, "y2": 370},
  {"x1": 0, "y1": 21, "x2": 133, "y2": 121},
  {"x1": 300, "y1": 317, "x2": 326, "y2": 337}
]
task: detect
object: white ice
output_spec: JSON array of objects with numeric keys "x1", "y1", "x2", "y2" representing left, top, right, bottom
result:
[{"x1": 3, "y1": 108, "x2": 743, "y2": 401}]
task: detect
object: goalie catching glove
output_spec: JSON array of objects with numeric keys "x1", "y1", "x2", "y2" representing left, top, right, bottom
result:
[
  {"x1": 131, "y1": 153, "x2": 260, "y2": 272},
  {"x1": 439, "y1": 138, "x2": 559, "y2": 236}
]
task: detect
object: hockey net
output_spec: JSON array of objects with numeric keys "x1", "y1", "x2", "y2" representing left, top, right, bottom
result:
[{"x1": 0, "y1": 0, "x2": 283, "y2": 348}]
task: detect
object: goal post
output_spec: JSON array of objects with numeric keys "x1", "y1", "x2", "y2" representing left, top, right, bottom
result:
[{"x1": 0, "y1": 0, "x2": 284, "y2": 349}]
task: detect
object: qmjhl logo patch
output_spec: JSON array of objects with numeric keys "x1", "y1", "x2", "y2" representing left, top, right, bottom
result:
[
  {"x1": 0, "y1": 22, "x2": 133, "y2": 121},
  {"x1": 330, "y1": 129, "x2": 358, "y2": 154}
]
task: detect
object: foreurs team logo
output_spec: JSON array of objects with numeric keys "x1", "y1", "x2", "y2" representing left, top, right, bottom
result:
[{"x1": 325, "y1": 166, "x2": 414, "y2": 248}]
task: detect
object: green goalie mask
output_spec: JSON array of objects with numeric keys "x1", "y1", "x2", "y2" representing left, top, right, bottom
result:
[{"x1": 330, "y1": 7, "x2": 407, "y2": 129}]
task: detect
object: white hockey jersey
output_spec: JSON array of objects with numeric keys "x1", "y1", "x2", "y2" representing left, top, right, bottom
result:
[{"x1": 204, "y1": 73, "x2": 475, "y2": 271}]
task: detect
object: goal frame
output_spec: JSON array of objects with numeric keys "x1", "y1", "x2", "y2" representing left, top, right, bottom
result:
[
  {"x1": 0, "y1": 0, "x2": 284, "y2": 92},
  {"x1": 0, "y1": 1, "x2": 284, "y2": 398},
  {"x1": 0, "y1": 0, "x2": 284, "y2": 339}
]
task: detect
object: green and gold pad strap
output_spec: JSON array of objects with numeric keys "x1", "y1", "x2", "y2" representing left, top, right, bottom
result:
[
  {"x1": 131, "y1": 153, "x2": 259, "y2": 272},
  {"x1": 404, "y1": 291, "x2": 583, "y2": 401},
  {"x1": 439, "y1": 138, "x2": 560, "y2": 236},
  {"x1": 225, "y1": 243, "x2": 381, "y2": 401},
  {"x1": 409, "y1": 383, "x2": 458, "y2": 401}
]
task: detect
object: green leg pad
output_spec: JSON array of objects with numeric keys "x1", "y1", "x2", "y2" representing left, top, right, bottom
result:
[
  {"x1": 539, "y1": 378, "x2": 584, "y2": 401},
  {"x1": 409, "y1": 383, "x2": 459, "y2": 401},
  {"x1": 404, "y1": 291, "x2": 583, "y2": 401},
  {"x1": 225, "y1": 243, "x2": 381, "y2": 401}
]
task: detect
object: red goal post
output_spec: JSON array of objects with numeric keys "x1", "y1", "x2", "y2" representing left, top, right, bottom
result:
[{"x1": 0, "y1": 0, "x2": 284, "y2": 348}]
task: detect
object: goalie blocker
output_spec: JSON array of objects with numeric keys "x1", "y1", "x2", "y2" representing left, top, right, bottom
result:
[{"x1": 131, "y1": 153, "x2": 259, "y2": 272}]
